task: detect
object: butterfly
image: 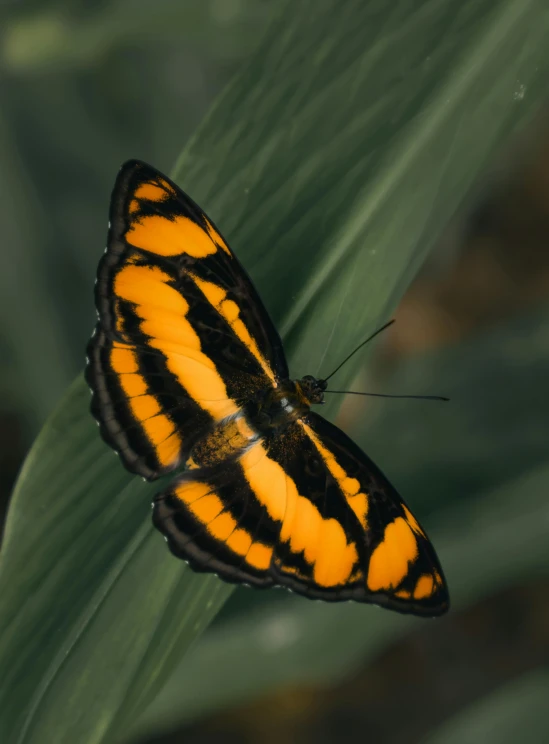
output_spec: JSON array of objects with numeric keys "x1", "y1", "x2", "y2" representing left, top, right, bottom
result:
[{"x1": 86, "y1": 160, "x2": 449, "y2": 616}]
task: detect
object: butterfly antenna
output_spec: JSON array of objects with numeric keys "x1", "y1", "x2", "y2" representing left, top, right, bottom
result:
[
  {"x1": 322, "y1": 319, "x2": 395, "y2": 383},
  {"x1": 324, "y1": 391, "x2": 449, "y2": 402}
]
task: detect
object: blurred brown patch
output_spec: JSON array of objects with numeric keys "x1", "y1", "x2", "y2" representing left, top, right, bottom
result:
[{"x1": 388, "y1": 128, "x2": 549, "y2": 357}]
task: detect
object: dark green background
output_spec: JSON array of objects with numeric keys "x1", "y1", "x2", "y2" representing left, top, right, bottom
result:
[{"x1": 1, "y1": 2, "x2": 549, "y2": 743}]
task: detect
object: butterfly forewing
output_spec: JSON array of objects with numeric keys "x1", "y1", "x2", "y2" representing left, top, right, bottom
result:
[{"x1": 86, "y1": 160, "x2": 287, "y2": 479}]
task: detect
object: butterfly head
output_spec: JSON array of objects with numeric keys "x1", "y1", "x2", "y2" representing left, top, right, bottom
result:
[{"x1": 297, "y1": 375, "x2": 327, "y2": 405}]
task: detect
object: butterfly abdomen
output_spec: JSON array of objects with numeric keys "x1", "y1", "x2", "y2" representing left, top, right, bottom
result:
[{"x1": 186, "y1": 414, "x2": 260, "y2": 469}]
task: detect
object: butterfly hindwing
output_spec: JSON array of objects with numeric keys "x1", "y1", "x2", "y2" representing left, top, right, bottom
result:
[
  {"x1": 292, "y1": 412, "x2": 449, "y2": 615},
  {"x1": 86, "y1": 160, "x2": 288, "y2": 479},
  {"x1": 153, "y1": 425, "x2": 363, "y2": 593},
  {"x1": 153, "y1": 440, "x2": 279, "y2": 588},
  {"x1": 87, "y1": 328, "x2": 212, "y2": 479},
  {"x1": 152, "y1": 412, "x2": 448, "y2": 615}
]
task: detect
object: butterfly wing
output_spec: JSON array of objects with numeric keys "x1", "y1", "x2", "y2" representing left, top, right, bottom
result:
[
  {"x1": 153, "y1": 442, "x2": 279, "y2": 588},
  {"x1": 86, "y1": 160, "x2": 288, "y2": 479},
  {"x1": 152, "y1": 412, "x2": 448, "y2": 616},
  {"x1": 278, "y1": 412, "x2": 449, "y2": 615}
]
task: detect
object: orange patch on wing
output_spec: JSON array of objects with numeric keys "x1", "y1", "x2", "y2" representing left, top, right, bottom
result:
[
  {"x1": 175, "y1": 482, "x2": 225, "y2": 523},
  {"x1": 221, "y1": 299, "x2": 239, "y2": 321},
  {"x1": 114, "y1": 300, "x2": 125, "y2": 336},
  {"x1": 205, "y1": 217, "x2": 231, "y2": 256},
  {"x1": 414, "y1": 574, "x2": 435, "y2": 599},
  {"x1": 164, "y1": 353, "x2": 238, "y2": 420},
  {"x1": 116, "y1": 372, "x2": 147, "y2": 397},
  {"x1": 173, "y1": 478, "x2": 271, "y2": 571},
  {"x1": 278, "y1": 564, "x2": 308, "y2": 580},
  {"x1": 207, "y1": 512, "x2": 234, "y2": 541},
  {"x1": 281, "y1": 475, "x2": 356, "y2": 588},
  {"x1": 154, "y1": 431, "x2": 183, "y2": 466},
  {"x1": 134, "y1": 183, "x2": 167, "y2": 202},
  {"x1": 240, "y1": 443, "x2": 288, "y2": 522},
  {"x1": 367, "y1": 518, "x2": 418, "y2": 592},
  {"x1": 240, "y1": 440, "x2": 356, "y2": 587},
  {"x1": 193, "y1": 494, "x2": 226, "y2": 524},
  {"x1": 281, "y1": 494, "x2": 318, "y2": 562},
  {"x1": 313, "y1": 516, "x2": 357, "y2": 587},
  {"x1": 140, "y1": 412, "x2": 176, "y2": 457},
  {"x1": 114, "y1": 263, "x2": 238, "y2": 421},
  {"x1": 139, "y1": 309, "x2": 202, "y2": 349},
  {"x1": 196, "y1": 277, "x2": 225, "y2": 307},
  {"x1": 110, "y1": 343, "x2": 139, "y2": 374},
  {"x1": 246, "y1": 542, "x2": 273, "y2": 570},
  {"x1": 227, "y1": 529, "x2": 252, "y2": 557},
  {"x1": 191, "y1": 274, "x2": 276, "y2": 382},
  {"x1": 175, "y1": 480, "x2": 210, "y2": 504},
  {"x1": 115, "y1": 264, "x2": 186, "y2": 314},
  {"x1": 394, "y1": 589, "x2": 411, "y2": 599},
  {"x1": 301, "y1": 423, "x2": 369, "y2": 528},
  {"x1": 110, "y1": 344, "x2": 181, "y2": 468},
  {"x1": 126, "y1": 214, "x2": 218, "y2": 257},
  {"x1": 130, "y1": 394, "x2": 160, "y2": 421}
]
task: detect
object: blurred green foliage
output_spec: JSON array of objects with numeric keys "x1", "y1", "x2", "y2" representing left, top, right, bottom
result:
[
  {"x1": 1, "y1": 1, "x2": 549, "y2": 743},
  {"x1": 425, "y1": 668, "x2": 549, "y2": 744}
]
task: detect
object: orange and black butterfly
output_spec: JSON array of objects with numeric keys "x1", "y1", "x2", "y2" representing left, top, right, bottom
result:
[{"x1": 86, "y1": 160, "x2": 449, "y2": 616}]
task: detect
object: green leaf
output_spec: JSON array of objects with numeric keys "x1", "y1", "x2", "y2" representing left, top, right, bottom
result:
[
  {"x1": 360, "y1": 301, "x2": 549, "y2": 511},
  {"x1": 0, "y1": 114, "x2": 75, "y2": 429},
  {"x1": 424, "y1": 668, "x2": 549, "y2": 744},
  {"x1": 2, "y1": 1, "x2": 549, "y2": 743}
]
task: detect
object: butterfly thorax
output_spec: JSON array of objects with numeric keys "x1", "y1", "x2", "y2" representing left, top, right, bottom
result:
[
  {"x1": 243, "y1": 376, "x2": 326, "y2": 434},
  {"x1": 186, "y1": 378, "x2": 326, "y2": 470}
]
